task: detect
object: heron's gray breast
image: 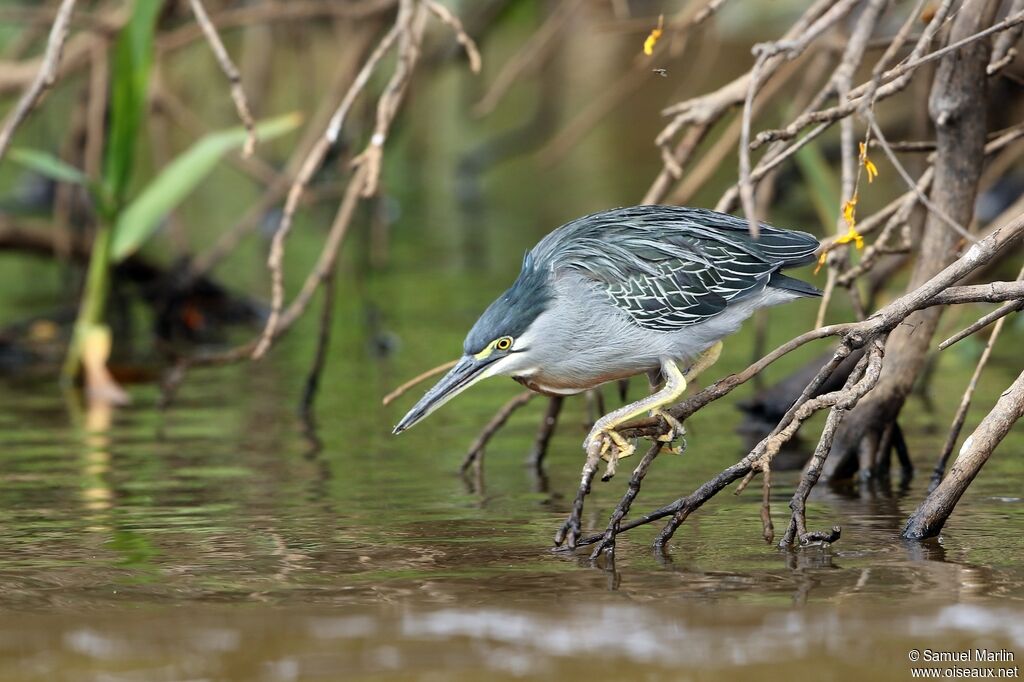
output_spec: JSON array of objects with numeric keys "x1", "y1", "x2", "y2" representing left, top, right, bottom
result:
[{"x1": 517, "y1": 272, "x2": 800, "y2": 390}]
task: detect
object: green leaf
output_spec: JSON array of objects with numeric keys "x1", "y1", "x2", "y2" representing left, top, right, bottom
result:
[
  {"x1": 103, "y1": 0, "x2": 162, "y2": 205},
  {"x1": 9, "y1": 148, "x2": 90, "y2": 186},
  {"x1": 110, "y1": 112, "x2": 302, "y2": 262}
]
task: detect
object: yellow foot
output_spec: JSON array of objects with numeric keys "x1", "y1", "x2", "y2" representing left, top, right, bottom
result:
[
  {"x1": 652, "y1": 409, "x2": 686, "y2": 454},
  {"x1": 583, "y1": 426, "x2": 635, "y2": 481}
]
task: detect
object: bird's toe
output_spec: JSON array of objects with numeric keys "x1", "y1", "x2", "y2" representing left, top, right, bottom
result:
[{"x1": 653, "y1": 409, "x2": 686, "y2": 445}]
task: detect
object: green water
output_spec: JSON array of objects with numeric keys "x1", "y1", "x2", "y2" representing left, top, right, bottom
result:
[{"x1": 0, "y1": 256, "x2": 1021, "y2": 680}]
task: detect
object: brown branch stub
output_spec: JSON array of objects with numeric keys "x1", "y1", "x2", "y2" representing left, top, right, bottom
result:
[
  {"x1": 0, "y1": 0, "x2": 78, "y2": 161},
  {"x1": 188, "y1": 0, "x2": 258, "y2": 157},
  {"x1": 424, "y1": 0, "x2": 481, "y2": 74},
  {"x1": 383, "y1": 359, "x2": 459, "y2": 407},
  {"x1": 904, "y1": 369, "x2": 1024, "y2": 540}
]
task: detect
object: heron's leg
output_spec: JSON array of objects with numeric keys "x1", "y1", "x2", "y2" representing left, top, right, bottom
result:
[
  {"x1": 646, "y1": 370, "x2": 684, "y2": 450},
  {"x1": 684, "y1": 340, "x2": 723, "y2": 383},
  {"x1": 583, "y1": 357, "x2": 688, "y2": 464},
  {"x1": 648, "y1": 341, "x2": 721, "y2": 451},
  {"x1": 558, "y1": 359, "x2": 687, "y2": 549}
]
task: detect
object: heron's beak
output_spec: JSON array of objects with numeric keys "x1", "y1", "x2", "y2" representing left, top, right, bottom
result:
[{"x1": 393, "y1": 354, "x2": 499, "y2": 434}]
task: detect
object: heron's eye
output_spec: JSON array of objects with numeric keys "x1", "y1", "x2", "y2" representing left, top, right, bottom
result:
[{"x1": 495, "y1": 336, "x2": 513, "y2": 351}]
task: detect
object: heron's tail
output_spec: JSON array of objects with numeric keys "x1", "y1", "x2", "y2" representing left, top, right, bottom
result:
[{"x1": 768, "y1": 271, "x2": 822, "y2": 298}]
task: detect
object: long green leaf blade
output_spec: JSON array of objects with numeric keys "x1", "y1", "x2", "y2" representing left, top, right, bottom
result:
[
  {"x1": 9, "y1": 148, "x2": 90, "y2": 186},
  {"x1": 111, "y1": 112, "x2": 302, "y2": 262},
  {"x1": 103, "y1": 0, "x2": 162, "y2": 205}
]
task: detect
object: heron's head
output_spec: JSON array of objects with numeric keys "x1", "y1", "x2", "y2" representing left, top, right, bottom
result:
[{"x1": 393, "y1": 255, "x2": 551, "y2": 434}]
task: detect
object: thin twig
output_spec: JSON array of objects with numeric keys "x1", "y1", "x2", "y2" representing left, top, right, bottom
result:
[
  {"x1": 256, "y1": 2, "x2": 411, "y2": 358},
  {"x1": 473, "y1": 0, "x2": 577, "y2": 117},
  {"x1": 383, "y1": 358, "x2": 459, "y2": 406},
  {"x1": 188, "y1": 0, "x2": 258, "y2": 157},
  {"x1": 756, "y1": 5, "x2": 1024, "y2": 149},
  {"x1": 653, "y1": 0, "x2": 835, "y2": 196},
  {"x1": 185, "y1": 29, "x2": 384, "y2": 283},
  {"x1": 158, "y1": 0, "x2": 399, "y2": 53},
  {"x1": 779, "y1": 341, "x2": 884, "y2": 547},
  {"x1": 424, "y1": 0, "x2": 481, "y2": 74},
  {"x1": 738, "y1": 51, "x2": 769, "y2": 239},
  {"x1": 988, "y1": 0, "x2": 1024, "y2": 74},
  {"x1": 866, "y1": 112, "x2": 976, "y2": 242},
  {"x1": 528, "y1": 396, "x2": 563, "y2": 470},
  {"x1": 939, "y1": 299, "x2": 1024, "y2": 350},
  {"x1": 0, "y1": 0, "x2": 78, "y2": 161},
  {"x1": 753, "y1": 0, "x2": 956, "y2": 149},
  {"x1": 589, "y1": 442, "x2": 665, "y2": 562},
  {"x1": 461, "y1": 391, "x2": 535, "y2": 473}
]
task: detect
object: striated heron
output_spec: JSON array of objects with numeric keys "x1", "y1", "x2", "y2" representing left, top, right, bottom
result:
[{"x1": 393, "y1": 205, "x2": 821, "y2": 546}]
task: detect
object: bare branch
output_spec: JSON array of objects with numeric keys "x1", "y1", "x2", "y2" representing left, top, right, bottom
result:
[
  {"x1": 187, "y1": 0, "x2": 258, "y2": 157},
  {"x1": 929, "y1": 270, "x2": 1021, "y2": 492},
  {"x1": 424, "y1": 0, "x2": 482, "y2": 74},
  {"x1": 939, "y1": 300, "x2": 1024, "y2": 350},
  {"x1": 473, "y1": 0, "x2": 577, "y2": 117},
  {"x1": 904, "y1": 368, "x2": 1024, "y2": 539},
  {"x1": 0, "y1": 0, "x2": 78, "y2": 161},
  {"x1": 988, "y1": 0, "x2": 1024, "y2": 74},
  {"x1": 866, "y1": 112, "x2": 976, "y2": 242},
  {"x1": 780, "y1": 340, "x2": 885, "y2": 547},
  {"x1": 383, "y1": 359, "x2": 459, "y2": 407},
  {"x1": 461, "y1": 391, "x2": 535, "y2": 473},
  {"x1": 253, "y1": 4, "x2": 412, "y2": 360}
]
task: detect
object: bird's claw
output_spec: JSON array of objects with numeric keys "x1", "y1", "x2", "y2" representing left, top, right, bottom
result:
[
  {"x1": 653, "y1": 409, "x2": 686, "y2": 454},
  {"x1": 583, "y1": 428, "x2": 635, "y2": 463},
  {"x1": 583, "y1": 428, "x2": 635, "y2": 481}
]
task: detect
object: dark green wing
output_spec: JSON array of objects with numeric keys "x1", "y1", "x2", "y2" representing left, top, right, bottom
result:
[{"x1": 533, "y1": 205, "x2": 820, "y2": 331}]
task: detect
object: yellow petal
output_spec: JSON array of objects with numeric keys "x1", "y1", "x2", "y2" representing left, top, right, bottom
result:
[
  {"x1": 842, "y1": 195, "x2": 858, "y2": 229},
  {"x1": 834, "y1": 225, "x2": 864, "y2": 251},
  {"x1": 865, "y1": 159, "x2": 878, "y2": 182},
  {"x1": 859, "y1": 141, "x2": 879, "y2": 183},
  {"x1": 814, "y1": 251, "x2": 827, "y2": 275},
  {"x1": 643, "y1": 14, "x2": 664, "y2": 56}
]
